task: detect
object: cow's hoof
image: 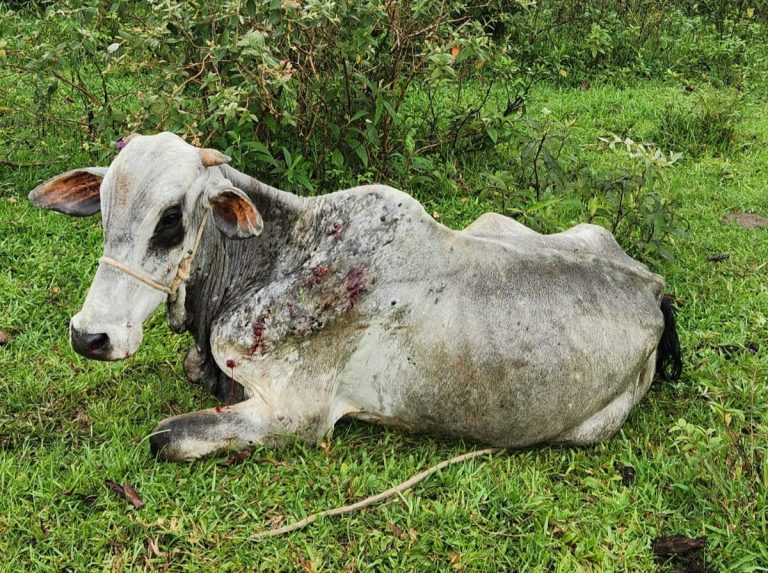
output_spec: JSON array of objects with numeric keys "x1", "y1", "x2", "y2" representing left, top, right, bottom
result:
[
  {"x1": 149, "y1": 422, "x2": 176, "y2": 460},
  {"x1": 148, "y1": 409, "x2": 241, "y2": 462},
  {"x1": 149, "y1": 416, "x2": 201, "y2": 462}
]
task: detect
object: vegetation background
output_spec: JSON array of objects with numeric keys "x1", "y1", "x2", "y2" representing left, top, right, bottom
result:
[{"x1": 1, "y1": 0, "x2": 767, "y2": 570}]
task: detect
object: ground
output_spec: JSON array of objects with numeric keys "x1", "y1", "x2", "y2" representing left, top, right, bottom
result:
[{"x1": 1, "y1": 81, "x2": 767, "y2": 570}]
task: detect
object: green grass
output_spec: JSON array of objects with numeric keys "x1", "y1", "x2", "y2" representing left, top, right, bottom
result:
[{"x1": 2, "y1": 70, "x2": 768, "y2": 573}]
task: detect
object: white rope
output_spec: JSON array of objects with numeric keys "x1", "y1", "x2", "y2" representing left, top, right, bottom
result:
[
  {"x1": 251, "y1": 447, "x2": 501, "y2": 540},
  {"x1": 99, "y1": 207, "x2": 210, "y2": 302}
]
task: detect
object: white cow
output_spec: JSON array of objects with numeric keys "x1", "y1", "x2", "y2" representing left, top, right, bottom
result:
[{"x1": 29, "y1": 132, "x2": 681, "y2": 461}]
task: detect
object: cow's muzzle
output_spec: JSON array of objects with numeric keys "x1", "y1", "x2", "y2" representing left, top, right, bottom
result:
[{"x1": 70, "y1": 325, "x2": 112, "y2": 360}]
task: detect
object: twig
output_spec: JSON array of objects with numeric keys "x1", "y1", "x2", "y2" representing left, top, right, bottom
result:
[
  {"x1": 251, "y1": 447, "x2": 501, "y2": 540},
  {"x1": 532, "y1": 128, "x2": 549, "y2": 201},
  {"x1": 444, "y1": 80, "x2": 496, "y2": 156},
  {"x1": 52, "y1": 71, "x2": 100, "y2": 106}
]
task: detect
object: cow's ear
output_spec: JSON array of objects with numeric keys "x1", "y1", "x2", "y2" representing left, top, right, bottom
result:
[
  {"x1": 28, "y1": 167, "x2": 107, "y2": 216},
  {"x1": 207, "y1": 186, "x2": 263, "y2": 239}
]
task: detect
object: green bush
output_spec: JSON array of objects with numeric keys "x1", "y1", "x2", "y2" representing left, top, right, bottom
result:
[
  {"x1": 5, "y1": 0, "x2": 527, "y2": 193},
  {"x1": 654, "y1": 90, "x2": 743, "y2": 157},
  {"x1": 488, "y1": 0, "x2": 766, "y2": 85},
  {"x1": 3, "y1": 0, "x2": 714, "y2": 263},
  {"x1": 477, "y1": 116, "x2": 686, "y2": 262}
]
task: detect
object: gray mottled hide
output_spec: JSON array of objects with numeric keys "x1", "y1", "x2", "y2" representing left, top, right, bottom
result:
[
  {"x1": 34, "y1": 133, "x2": 668, "y2": 461},
  {"x1": 163, "y1": 175, "x2": 665, "y2": 460}
]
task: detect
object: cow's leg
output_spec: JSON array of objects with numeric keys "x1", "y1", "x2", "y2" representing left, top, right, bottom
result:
[
  {"x1": 183, "y1": 345, "x2": 204, "y2": 383},
  {"x1": 182, "y1": 345, "x2": 245, "y2": 404},
  {"x1": 148, "y1": 395, "x2": 329, "y2": 461},
  {"x1": 552, "y1": 388, "x2": 635, "y2": 445},
  {"x1": 553, "y1": 355, "x2": 655, "y2": 446}
]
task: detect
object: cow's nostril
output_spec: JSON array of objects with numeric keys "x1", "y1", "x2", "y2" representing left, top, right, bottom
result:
[{"x1": 71, "y1": 327, "x2": 111, "y2": 360}]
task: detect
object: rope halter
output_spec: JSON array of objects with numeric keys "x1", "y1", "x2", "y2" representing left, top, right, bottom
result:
[{"x1": 98, "y1": 207, "x2": 210, "y2": 303}]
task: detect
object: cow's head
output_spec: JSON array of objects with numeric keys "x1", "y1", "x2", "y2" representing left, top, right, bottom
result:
[{"x1": 29, "y1": 132, "x2": 263, "y2": 361}]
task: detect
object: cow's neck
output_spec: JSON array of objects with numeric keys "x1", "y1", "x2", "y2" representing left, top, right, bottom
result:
[{"x1": 178, "y1": 165, "x2": 308, "y2": 400}]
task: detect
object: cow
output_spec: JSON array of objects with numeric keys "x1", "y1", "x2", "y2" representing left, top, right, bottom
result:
[{"x1": 29, "y1": 132, "x2": 681, "y2": 461}]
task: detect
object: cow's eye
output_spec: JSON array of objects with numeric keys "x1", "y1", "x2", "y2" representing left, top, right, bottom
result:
[
  {"x1": 150, "y1": 205, "x2": 184, "y2": 250},
  {"x1": 158, "y1": 207, "x2": 182, "y2": 230}
]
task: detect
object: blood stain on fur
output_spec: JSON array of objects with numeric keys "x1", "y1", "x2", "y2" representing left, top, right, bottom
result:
[
  {"x1": 250, "y1": 313, "x2": 269, "y2": 355},
  {"x1": 344, "y1": 266, "x2": 367, "y2": 310}
]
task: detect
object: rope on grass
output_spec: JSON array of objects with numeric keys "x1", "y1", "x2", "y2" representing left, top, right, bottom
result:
[{"x1": 251, "y1": 447, "x2": 501, "y2": 540}]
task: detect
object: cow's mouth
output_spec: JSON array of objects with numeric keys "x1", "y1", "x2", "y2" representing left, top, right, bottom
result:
[
  {"x1": 69, "y1": 316, "x2": 143, "y2": 362},
  {"x1": 71, "y1": 327, "x2": 113, "y2": 361}
]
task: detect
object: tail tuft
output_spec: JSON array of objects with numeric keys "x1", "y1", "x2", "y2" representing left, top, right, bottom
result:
[{"x1": 656, "y1": 296, "x2": 682, "y2": 380}]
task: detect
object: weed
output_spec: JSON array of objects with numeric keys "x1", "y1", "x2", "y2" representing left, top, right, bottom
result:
[{"x1": 654, "y1": 90, "x2": 743, "y2": 157}]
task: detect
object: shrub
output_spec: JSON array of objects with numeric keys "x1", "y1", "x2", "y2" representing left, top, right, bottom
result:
[
  {"x1": 477, "y1": 116, "x2": 686, "y2": 262},
  {"x1": 486, "y1": 0, "x2": 765, "y2": 85},
  {"x1": 2, "y1": 1, "x2": 695, "y2": 263},
  {"x1": 654, "y1": 91, "x2": 742, "y2": 157},
  {"x1": 6, "y1": 0, "x2": 528, "y2": 193}
]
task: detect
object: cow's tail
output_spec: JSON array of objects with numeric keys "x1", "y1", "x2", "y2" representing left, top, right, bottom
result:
[{"x1": 655, "y1": 296, "x2": 682, "y2": 380}]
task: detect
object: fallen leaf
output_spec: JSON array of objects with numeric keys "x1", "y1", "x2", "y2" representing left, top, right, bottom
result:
[
  {"x1": 711, "y1": 342, "x2": 759, "y2": 359},
  {"x1": 104, "y1": 480, "x2": 144, "y2": 509},
  {"x1": 664, "y1": 293, "x2": 687, "y2": 307},
  {"x1": 255, "y1": 457, "x2": 291, "y2": 468},
  {"x1": 387, "y1": 522, "x2": 405, "y2": 540},
  {"x1": 295, "y1": 555, "x2": 316, "y2": 573},
  {"x1": 723, "y1": 212, "x2": 768, "y2": 228},
  {"x1": 614, "y1": 461, "x2": 636, "y2": 486},
  {"x1": 104, "y1": 480, "x2": 125, "y2": 498},
  {"x1": 146, "y1": 536, "x2": 161, "y2": 557},
  {"x1": 218, "y1": 447, "x2": 253, "y2": 467},
  {"x1": 123, "y1": 482, "x2": 145, "y2": 509},
  {"x1": 67, "y1": 490, "x2": 98, "y2": 504},
  {"x1": 652, "y1": 535, "x2": 709, "y2": 573},
  {"x1": 268, "y1": 513, "x2": 285, "y2": 528}
]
